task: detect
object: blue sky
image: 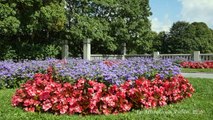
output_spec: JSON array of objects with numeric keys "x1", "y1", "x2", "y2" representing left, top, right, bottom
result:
[{"x1": 150, "y1": 0, "x2": 213, "y2": 32}]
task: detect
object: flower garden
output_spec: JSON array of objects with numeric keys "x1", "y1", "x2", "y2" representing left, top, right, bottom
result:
[
  {"x1": 180, "y1": 61, "x2": 213, "y2": 69},
  {"x1": 180, "y1": 61, "x2": 213, "y2": 73},
  {"x1": 1, "y1": 58, "x2": 181, "y2": 88},
  {"x1": 0, "y1": 58, "x2": 197, "y2": 116}
]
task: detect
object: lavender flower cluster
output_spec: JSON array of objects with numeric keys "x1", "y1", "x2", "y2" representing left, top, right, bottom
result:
[
  {"x1": 0, "y1": 59, "x2": 58, "y2": 88},
  {"x1": 0, "y1": 58, "x2": 181, "y2": 88},
  {"x1": 55, "y1": 58, "x2": 180, "y2": 85}
]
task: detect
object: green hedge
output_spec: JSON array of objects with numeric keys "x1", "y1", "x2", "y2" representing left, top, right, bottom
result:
[{"x1": 0, "y1": 41, "x2": 61, "y2": 60}]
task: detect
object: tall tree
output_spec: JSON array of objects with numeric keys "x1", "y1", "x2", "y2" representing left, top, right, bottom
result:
[
  {"x1": 153, "y1": 31, "x2": 168, "y2": 53},
  {"x1": 161, "y1": 21, "x2": 213, "y2": 53},
  {"x1": 65, "y1": 0, "x2": 116, "y2": 55},
  {"x1": 187, "y1": 22, "x2": 213, "y2": 53},
  {"x1": 109, "y1": 0, "x2": 152, "y2": 54},
  {"x1": 65, "y1": 0, "x2": 152, "y2": 55},
  {"x1": 0, "y1": 0, "x2": 67, "y2": 60},
  {"x1": 166, "y1": 21, "x2": 191, "y2": 53}
]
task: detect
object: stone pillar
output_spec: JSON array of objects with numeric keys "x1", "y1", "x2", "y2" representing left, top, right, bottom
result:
[
  {"x1": 122, "y1": 43, "x2": 126, "y2": 60},
  {"x1": 193, "y1": 51, "x2": 201, "y2": 61},
  {"x1": 83, "y1": 39, "x2": 91, "y2": 60},
  {"x1": 153, "y1": 52, "x2": 160, "y2": 59},
  {"x1": 62, "y1": 40, "x2": 69, "y2": 59}
]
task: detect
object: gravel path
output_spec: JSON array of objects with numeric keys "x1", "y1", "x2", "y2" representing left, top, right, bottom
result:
[{"x1": 182, "y1": 73, "x2": 213, "y2": 79}]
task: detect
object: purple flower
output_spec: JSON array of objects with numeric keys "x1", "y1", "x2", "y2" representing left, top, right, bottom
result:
[{"x1": 0, "y1": 58, "x2": 181, "y2": 88}]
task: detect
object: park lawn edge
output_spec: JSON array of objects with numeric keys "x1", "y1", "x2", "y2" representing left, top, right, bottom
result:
[{"x1": 181, "y1": 68, "x2": 213, "y2": 73}]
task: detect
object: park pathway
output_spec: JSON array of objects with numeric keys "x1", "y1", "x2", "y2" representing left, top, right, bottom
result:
[{"x1": 182, "y1": 73, "x2": 213, "y2": 79}]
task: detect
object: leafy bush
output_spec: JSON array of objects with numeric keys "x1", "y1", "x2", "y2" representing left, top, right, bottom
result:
[
  {"x1": 0, "y1": 41, "x2": 61, "y2": 60},
  {"x1": 2, "y1": 46, "x2": 18, "y2": 60}
]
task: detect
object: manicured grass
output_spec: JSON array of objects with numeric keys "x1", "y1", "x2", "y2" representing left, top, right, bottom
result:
[
  {"x1": 181, "y1": 68, "x2": 213, "y2": 73},
  {"x1": 0, "y1": 78, "x2": 213, "y2": 120}
]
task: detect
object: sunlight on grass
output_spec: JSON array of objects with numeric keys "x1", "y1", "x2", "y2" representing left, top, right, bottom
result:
[{"x1": 181, "y1": 68, "x2": 213, "y2": 73}]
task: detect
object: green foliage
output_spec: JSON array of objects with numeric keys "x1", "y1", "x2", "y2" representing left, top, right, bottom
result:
[
  {"x1": 0, "y1": 0, "x2": 66, "y2": 60},
  {"x1": 66, "y1": 0, "x2": 152, "y2": 54},
  {"x1": 187, "y1": 22, "x2": 213, "y2": 53},
  {"x1": 1, "y1": 0, "x2": 152, "y2": 59},
  {"x1": 43, "y1": 44, "x2": 61, "y2": 58},
  {"x1": 153, "y1": 31, "x2": 166, "y2": 52},
  {"x1": 167, "y1": 21, "x2": 191, "y2": 53},
  {"x1": 108, "y1": 0, "x2": 153, "y2": 54},
  {"x1": 34, "y1": 3, "x2": 67, "y2": 32},
  {"x1": 0, "y1": 41, "x2": 61, "y2": 60},
  {"x1": 0, "y1": 3, "x2": 20, "y2": 35},
  {"x1": 1, "y1": 46, "x2": 18, "y2": 60},
  {"x1": 17, "y1": 43, "x2": 60, "y2": 59},
  {"x1": 156, "y1": 21, "x2": 213, "y2": 54}
]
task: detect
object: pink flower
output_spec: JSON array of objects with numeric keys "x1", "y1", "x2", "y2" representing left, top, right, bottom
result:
[
  {"x1": 24, "y1": 107, "x2": 35, "y2": 112},
  {"x1": 73, "y1": 105, "x2": 83, "y2": 113},
  {"x1": 109, "y1": 85, "x2": 118, "y2": 94},
  {"x1": 63, "y1": 83, "x2": 72, "y2": 89},
  {"x1": 51, "y1": 96, "x2": 59, "y2": 104},
  {"x1": 59, "y1": 97, "x2": 67, "y2": 105},
  {"x1": 11, "y1": 70, "x2": 195, "y2": 115},
  {"x1": 181, "y1": 84, "x2": 188, "y2": 92},
  {"x1": 67, "y1": 97, "x2": 76, "y2": 106},
  {"x1": 77, "y1": 78, "x2": 86, "y2": 85},
  {"x1": 120, "y1": 80, "x2": 131, "y2": 89},
  {"x1": 90, "y1": 107, "x2": 100, "y2": 114},
  {"x1": 26, "y1": 87, "x2": 36, "y2": 97},
  {"x1": 120, "y1": 103, "x2": 132, "y2": 111},
  {"x1": 42, "y1": 100, "x2": 52, "y2": 111},
  {"x1": 128, "y1": 88, "x2": 138, "y2": 96},
  {"x1": 11, "y1": 96, "x2": 23, "y2": 106},
  {"x1": 39, "y1": 91, "x2": 50, "y2": 101},
  {"x1": 60, "y1": 105, "x2": 68, "y2": 114},
  {"x1": 23, "y1": 99, "x2": 34, "y2": 106},
  {"x1": 87, "y1": 88, "x2": 94, "y2": 94},
  {"x1": 116, "y1": 91, "x2": 126, "y2": 99},
  {"x1": 88, "y1": 80, "x2": 96, "y2": 86},
  {"x1": 159, "y1": 100, "x2": 167, "y2": 106},
  {"x1": 186, "y1": 93, "x2": 192, "y2": 97},
  {"x1": 103, "y1": 109, "x2": 111, "y2": 115}
]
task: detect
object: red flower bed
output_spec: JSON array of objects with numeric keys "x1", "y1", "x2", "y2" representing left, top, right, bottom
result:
[
  {"x1": 11, "y1": 71, "x2": 194, "y2": 115},
  {"x1": 180, "y1": 61, "x2": 213, "y2": 69}
]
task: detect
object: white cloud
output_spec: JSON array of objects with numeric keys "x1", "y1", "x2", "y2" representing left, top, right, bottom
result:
[
  {"x1": 150, "y1": 0, "x2": 213, "y2": 32},
  {"x1": 179, "y1": 0, "x2": 213, "y2": 28},
  {"x1": 150, "y1": 15, "x2": 172, "y2": 33}
]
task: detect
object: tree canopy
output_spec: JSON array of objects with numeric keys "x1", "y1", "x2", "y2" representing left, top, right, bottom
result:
[
  {"x1": 65, "y1": 0, "x2": 152, "y2": 55},
  {"x1": 156, "y1": 21, "x2": 213, "y2": 54},
  {"x1": 0, "y1": 3, "x2": 20, "y2": 35},
  {"x1": 3, "y1": 0, "x2": 213, "y2": 59},
  {"x1": 0, "y1": 0, "x2": 153, "y2": 59}
]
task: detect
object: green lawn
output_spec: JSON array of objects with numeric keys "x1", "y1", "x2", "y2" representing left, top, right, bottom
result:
[
  {"x1": 181, "y1": 68, "x2": 213, "y2": 73},
  {"x1": 0, "y1": 78, "x2": 213, "y2": 120}
]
